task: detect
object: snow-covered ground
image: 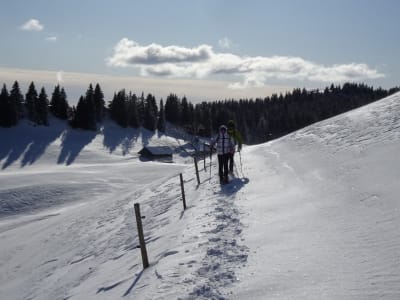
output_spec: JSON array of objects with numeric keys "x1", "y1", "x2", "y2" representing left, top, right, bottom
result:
[{"x1": 1, "y1": 92, "x2": 400, "y2": 300}]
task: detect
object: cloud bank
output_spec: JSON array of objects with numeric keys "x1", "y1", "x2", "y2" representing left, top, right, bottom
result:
[
  {"x1": 107, "y1": 38, "x2": 385, "y2": 89},
  {"x1": 20, "y1": 19, "x2": 44, "y2": 31},
  {"x1": 0, "y1": 67, "x2": 291, "y2": 105}
]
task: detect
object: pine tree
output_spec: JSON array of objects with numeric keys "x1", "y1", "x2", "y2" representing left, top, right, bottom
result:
[
  {"x1": 181, "y1": 96, "x2": 190, "y2": 125},
  {"x1": 50, "y1": 85, "x2": 69, "y2": 120},
  {"x1": 0, "y1": 84, "x2": 10, "y2": 127},
  {"x1": 36, "y1": 87, "x2": 49, "y2": 125},
  {"x1": 200, "y1": 104, "x2": 212, "y2": 137},
  {"x1": 109, "y1": 89, "x2": 128, "y2": 127},
  {"x1": 25, "y1": 82, "x2": 38, "y2": 123},
  {"x1": 70, "y1": 95, "x2": 96, "y2": 130},
  {"x1": 50, "y1": 84, "x2": 61, "y2": 117},
  {"x1": 70, "y1": 96, "x2": 85, "y2": 128},
  {"x1": 9, "y1": 81, "x2": 24, "y2": 120},
  {"x1": 93, "y1": 83, "x2": 105, "y2": 122},
  {"x1": 137, "y1": 92, "x2": 145, "y2": 126},
  {"x1": 157, "y1": 99, "x2": 166, "y2": 132},
  {"x1": 84, "y1": 84, "x2": 97, "y2": 130},
  {"x1": 127, "y1": 92, "x2": 139, "y2": 128},
  {"x1": 143, "y1": 93, "x2": 157, "y2": 131},
  {"x1": 165, "y1": 93, "x2": 181, "y2": 124},
  {"x1": 69, "y1": 85, "x2": 96, "y2": 130},
  {"x1": 59, "y1": 87, "x2": 69, "y2": 119}
]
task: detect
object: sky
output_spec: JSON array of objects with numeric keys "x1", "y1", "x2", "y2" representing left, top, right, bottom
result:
[{"x1": 0, "y1": 0, "x2": 399, "y2": 104}]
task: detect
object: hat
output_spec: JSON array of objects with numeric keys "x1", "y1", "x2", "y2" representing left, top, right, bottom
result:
[
  {"x1": 227, "y1": 120, "x2": 235, "y2": 128},
  {"x1": 219, "y1": 125, "x2": 227, "y2": 131}
]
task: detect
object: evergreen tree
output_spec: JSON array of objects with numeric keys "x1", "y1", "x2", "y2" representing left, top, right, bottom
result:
[
  {"x1": 50, "y1": 84, "x2": 61, "y2": 117},
  {"x1": 165, "y1": 93, "x2": 181, "y2": 124},
  {"x1": 201, "y1": 104, "x2": 212, "y2": 137},
  {"x1": 50, "y1": 85, "x2": 69, "y2": 119},
  {"x1": 6, "y1": 83, "x2": 19, "y2": 126},
  {"x1": 148, "y1": 93, "x2": 158, "y2": 117},
  {"x1": 93, "y1": 83, "x2": 105, "y2": 122},
  {"x1": 0, "y1": 84, "x2": 11, "y2": 127},
  {"x1": 9, "y1": 81, "x2": 24, "y2": 120},
  {"x1": 157, "y1": 99, "x2": 166, "y2": 132},
  {"x1": 25, "y1": 82, "x2": 38, "y2": 123},
  {"x1": 59, "y1": 87, "x2": 69, "y2": 119},
  {"x1": 36, "y1": 87, "x2": 49, "y2": 125},
  {"x1": 143, "y1": 93, "x2": 157, "y2": 131},
  {"x1": 127, "y1": 92, "x2": 139, "y2": 128},
  {"x1": 181, "y1": 96, "x2": 190, "y2": 125},
  {"x1": 70, "y1": 95, "x2": 96, "y2": 130},
  {"x1": 69, "y1": 85, "x2": 96, "y2": 130},
  {"x1": 109, "y1": 89, "x2": 128, "y2": 127},
  {"x1": 70, "y1": 96, "x2": 85, "y2": 128},
  {"x1": 84, "y1": 84, "x2": 97, "y2": 129},
  {"x1": 137, "y1": 92, "x2": 145, "y2": 125}
]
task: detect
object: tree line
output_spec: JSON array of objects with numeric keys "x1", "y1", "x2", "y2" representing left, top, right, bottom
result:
[{"x1": 0, "y1": 80, "x2": 398, "y2": 144}]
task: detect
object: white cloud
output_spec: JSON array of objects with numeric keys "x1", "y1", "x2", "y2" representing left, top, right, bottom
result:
[
  {"x1": 107, "y1": 38, "x2": 385, "y2": 89},
  {"x1": 107, "y1": 38, "x2": 212, "y2": 68},
  {"x1": 20, "y1": 19, "x2": 44, "y2": 31},
  {"x1": 218, "y1": 37, "x2": 232, "y2": 49}
]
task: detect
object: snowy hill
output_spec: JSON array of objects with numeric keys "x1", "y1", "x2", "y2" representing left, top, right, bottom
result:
[{"x1": 1, "y1": 92, "x2": 400, "y2": 299}]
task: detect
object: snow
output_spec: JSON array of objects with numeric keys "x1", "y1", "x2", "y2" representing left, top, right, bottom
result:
[{"x1": 1, "y1": 92, "x2": 400, "y2": 299}]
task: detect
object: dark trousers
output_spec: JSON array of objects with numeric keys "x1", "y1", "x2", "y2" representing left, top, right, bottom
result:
[
  {"x1": 228, "y1": 153, "x2": 234, "y2": 173},
  {"x1": 218, "y1": 154, "x2": 229, "y2": 182}
]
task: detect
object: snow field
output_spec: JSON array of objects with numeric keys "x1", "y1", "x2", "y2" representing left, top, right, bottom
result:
[{"x1": 1, "y1": 92, "x2": 400, "y2": 299}]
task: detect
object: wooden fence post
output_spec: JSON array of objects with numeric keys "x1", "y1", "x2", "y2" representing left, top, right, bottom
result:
[
  {"x1": 179, "y1": 173, "x2": 187, "y2": 210},
  {"x1": 134, "y1": 203, "x2": 149, "y2": 269},
  {"x1": 194, "y1": 157, "x2": 200, "y2": 185}
]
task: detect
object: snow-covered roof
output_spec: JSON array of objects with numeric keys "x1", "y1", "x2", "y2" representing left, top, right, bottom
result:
[{"x1": 139, "y1": 146, "x2": 173, "y2": 156}]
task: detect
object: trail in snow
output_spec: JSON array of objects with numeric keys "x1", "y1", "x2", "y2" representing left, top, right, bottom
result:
[
  {"x1": 185, "y1": 175, "x2": 249, "y2": 299},
  {"x1": 125, "y1": 162, "x2": 251, "y2": 300}
]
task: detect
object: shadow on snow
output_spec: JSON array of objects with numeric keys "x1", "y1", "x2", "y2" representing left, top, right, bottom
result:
[{"x1": 219, "y1": 177, "x2": 249, "y2": 195}]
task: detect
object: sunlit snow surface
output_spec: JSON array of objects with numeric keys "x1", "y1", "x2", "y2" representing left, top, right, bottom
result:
[{"x1": 1, "y1": 92, "x2": 400, "y2": 299}]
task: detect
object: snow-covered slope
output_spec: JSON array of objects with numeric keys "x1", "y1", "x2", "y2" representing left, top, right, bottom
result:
[
  {"x1": 0, "y1": 92, "x2": 400, "y2": 300},
  {"x1": 234, "y1": 92, "x2": 400, "y2": 299}
]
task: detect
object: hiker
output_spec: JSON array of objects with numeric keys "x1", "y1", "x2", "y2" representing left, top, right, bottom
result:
[
  {"x1": 227, "y1": 120, "x2": 243, "y2": 174},
  {"x1": 211, "y1": 125, "x2": 235, "y2": 184}
]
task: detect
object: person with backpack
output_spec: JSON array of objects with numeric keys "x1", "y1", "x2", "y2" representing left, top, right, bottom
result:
[
  {"x1": 211, "y1": 125, "x2": 235, "y2": 184},
  {"x1": 227, "y1": 120, "x2": 243, "y2": 174}
]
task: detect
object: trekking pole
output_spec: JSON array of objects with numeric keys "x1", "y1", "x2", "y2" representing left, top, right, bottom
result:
[
  {"x1": 209, "y1": 147, "x2": 212, "y2": 181},
  {"x1": 233, "y1": 156, "x2": 239, "y2": 177},
  {"x1": 238, "y1": 150, "x2": 244, "y2": 177},
  {"x1": 209, "y1": 121, "x2": 213, "y2": 181}
]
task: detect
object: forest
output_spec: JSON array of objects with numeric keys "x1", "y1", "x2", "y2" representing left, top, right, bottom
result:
[{"x1": 1, "y1": 80, "x2": 399, "y2": 144}]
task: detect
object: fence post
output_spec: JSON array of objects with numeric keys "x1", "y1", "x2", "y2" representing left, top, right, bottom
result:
[
  {"x1": 134, "y1": 203, "x2": 149, "y2": 269},
  {"x1": 194, "y1": 157, "x2": 200, "y2": 185},
  {"x1": 179, "y1": 173, "x2": 187, "y2": 210}
]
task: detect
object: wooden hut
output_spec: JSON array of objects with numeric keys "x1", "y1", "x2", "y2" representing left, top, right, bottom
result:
[{"x1": 138, "y1": 146, "x2": 173, "y2": 162}]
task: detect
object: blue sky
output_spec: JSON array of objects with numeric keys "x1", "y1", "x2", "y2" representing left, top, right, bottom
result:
[{"x1": 0, "y1": 0, "x2": 399, "y2": 103}]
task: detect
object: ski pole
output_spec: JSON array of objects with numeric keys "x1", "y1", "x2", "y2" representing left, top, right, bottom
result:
[
  {"x1": 233, "y1": 156, "x2": 239, "y2": 177},
  {"x1": 209, "y1": 146, "x2": 212, "y2": 181},
  {"x1": 238, "y1": 150, "x2": 244, "y2": 177}
]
